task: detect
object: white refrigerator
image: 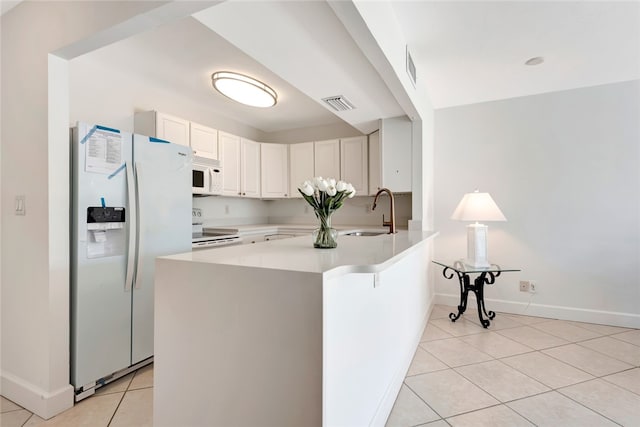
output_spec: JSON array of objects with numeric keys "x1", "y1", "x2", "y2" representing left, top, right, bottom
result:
[{"x1": 71, "y1": 122, "x2": 191, "y2": 400}]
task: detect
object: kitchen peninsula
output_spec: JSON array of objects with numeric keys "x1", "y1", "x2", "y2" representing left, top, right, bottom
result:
[{"x1": 154, "y1": 229, "x2": 437, "y2": 427}]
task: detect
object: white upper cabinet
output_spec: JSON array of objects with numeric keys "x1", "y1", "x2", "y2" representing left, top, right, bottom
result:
[
  {"x1": 314, "y1": 139, "x2": 340, "y2": 180},
  {"x1": 190, "y1": 122, "x2": 218, "y2": 160},
  {"x1": 340, "y1": 136, "x2": 368, "y2": 195},
  {"x1": 289, "y1": 142, "x2": 314, "y2": 198},
  {"x1": 219, "y1": 134, "x2": 261, "y2": 198},
  {"x1": 219, "y1": 131, "x2": 242, "y2": 196},
  {"x1": 241, "y1": 139, "x2": 261, "y2": 198},
  {"x1": 135, "y1": 111, "x2": 219, "y2": 160},
  {"x1": 156, "y1": 112, "x2": 190, "y2": 147},
  {"x1": 368, "y1": 130, "x2": 381, "y2": 195},
  {"x1": 134, "y1": 111, "x2": 190, "y2": 147},
  {"x1": 369, "y1": 116, "x2": 412, "y2": 194},
  {"x1": 261, "y1": 143, "x2": 289, "y2": 198}
]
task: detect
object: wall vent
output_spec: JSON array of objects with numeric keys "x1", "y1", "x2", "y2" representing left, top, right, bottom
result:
[
  {"x1": 322, "y1": 95, "x2": 355, "y2": 112},
  {"x1": 406, "y1": 46, "x2": 417, "y2": 87}
]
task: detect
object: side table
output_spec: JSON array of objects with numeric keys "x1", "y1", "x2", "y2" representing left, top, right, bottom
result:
[{"x1": 432, "y1": 260, "x2": 520, "y2": 328}]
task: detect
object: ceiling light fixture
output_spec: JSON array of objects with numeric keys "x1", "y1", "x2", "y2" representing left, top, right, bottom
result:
[
  {"x1": 525, "y1": 57, "x2": 544, "y2": 66},
  {"x1": 211, "y1": 71, "x2": 277, "y2": 108}
]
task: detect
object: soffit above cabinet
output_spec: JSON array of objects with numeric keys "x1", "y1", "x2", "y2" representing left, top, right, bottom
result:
[{"x1": 193, "y1": 1, "x2": 405, "y2": 134}]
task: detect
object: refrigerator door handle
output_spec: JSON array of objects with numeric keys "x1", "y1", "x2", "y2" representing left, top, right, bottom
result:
[
  {"x1": 125, "y1": 160, "x2": 137, "y2": 292},
  {"x1": 134, "y1": 162, "x2": 144, "y2": 289}
]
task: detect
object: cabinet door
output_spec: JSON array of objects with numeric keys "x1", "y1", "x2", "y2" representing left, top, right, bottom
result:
[
  {"x1": 340, "y1": 136, "x2": 368, "y2": 195},
  {"x1": 190, "y1": 122, "x2": 218, "y2": 160},
  {"x1": 156, "y1": 112, "x2": 190, "y2": 147},
  {"x1": 289, "y1": 142, "x2": 314, "y2": 198},
  {"x1": 219, "y1": 132, "x2": 241, "y2": 196},
  {"x1": 261, "y1": 143, "x2": 289, "y2": 198},
  {"x1": 379, "y1": 117, "x2": 412, "y2": 192},
  {"x1": 241, "y1": 139, "x2": 261, "y2": 198},
  {"x1": 368, "y1": 130, "x2": 381, "y2": 195},
  {"x1": 314, "y1": 139, "x2": 340, "y2": 180}
]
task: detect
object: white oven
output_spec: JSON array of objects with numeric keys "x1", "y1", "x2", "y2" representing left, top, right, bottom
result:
[
  {"x1": 191, "y1": 208, "x2": 241, "y2": 249},
  {"x1": 193, "y1": 156, "x2": 222, "y2": 195}
]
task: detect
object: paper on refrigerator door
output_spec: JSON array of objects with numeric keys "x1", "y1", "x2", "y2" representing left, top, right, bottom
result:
[{"x1": 85, "y1": 127, "x2": 123, "y2": 174}]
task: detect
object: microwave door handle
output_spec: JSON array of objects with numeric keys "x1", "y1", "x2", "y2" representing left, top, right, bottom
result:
[
  {"x1": 125, "y1": 160, "x2": 136, "y2": 291},
  {"x1": 209, "y1": 168, "x2": 214, "y2": 192}
]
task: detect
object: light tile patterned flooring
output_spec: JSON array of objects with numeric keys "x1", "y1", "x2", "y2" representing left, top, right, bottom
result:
[
  {"x1": 388, "y1": 305, "x2": 640, "y2": 427},
  {"x1": 1, "y1": 305, "x2": 639, "y2": 426}
]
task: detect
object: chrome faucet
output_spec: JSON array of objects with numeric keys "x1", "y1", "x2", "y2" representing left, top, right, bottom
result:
[{"x1": 372, "y1": 188, "x2": 397, "y2": 234}]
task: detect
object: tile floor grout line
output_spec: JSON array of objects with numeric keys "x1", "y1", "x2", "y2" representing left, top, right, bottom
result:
[
  {"x1": 454, "y1": 357, "x2": 552, "y2": 400},
  {"x1": 599, "y1": 368, "x2": 640, "y2": 397},
  {"x1": 503, "y1": 391, "x2": 556, "y2": 427},
  {"x1": 419, "y1": 341, "x2": 496, "y2": 370},
  {"x1": 554, "y1": 383, "x2": 627, "y2": 427},
  {"x1": 537, "y1": 347, "x2": 612, "y2": 379},
  {"x1": 574, "y1": 338, "x2": 640, "y2": 365},
  {"x1": 106, "y1": 389, "x2": 128, "y2": 426},
  {"x1": 402, "y1": 379, "x2": 447, "y2": 422},
  {"x1": 608, "y1": 333, "x2": 640, "y2": 347},
  {"x1": 441, "y1": 402, "x2": 512, "y2": 424},
  {"x1": 526, "y1": 323, "x2": 606, "y2": 343},
  {"x1": 21, "y1": 412, "x2": 35, "y2": 427}
]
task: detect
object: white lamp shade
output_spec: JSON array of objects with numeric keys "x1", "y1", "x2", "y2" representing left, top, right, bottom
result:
[{"x1": 451, "y1": 191, "x2": 506, "y2": 222}]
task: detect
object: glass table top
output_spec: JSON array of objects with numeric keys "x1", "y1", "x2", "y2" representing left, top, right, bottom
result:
[{"x1": 432, "y1": 260, "x2": 520, "y2": 274}]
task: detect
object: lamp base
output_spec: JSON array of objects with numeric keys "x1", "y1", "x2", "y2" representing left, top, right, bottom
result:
[{"x1": 465, "y1": 223, "x2": 490, "y2": 268}]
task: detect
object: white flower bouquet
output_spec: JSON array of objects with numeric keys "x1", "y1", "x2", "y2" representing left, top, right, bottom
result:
[{"x1": 298, "y1": 177, "x2": 355, "y2": 248}]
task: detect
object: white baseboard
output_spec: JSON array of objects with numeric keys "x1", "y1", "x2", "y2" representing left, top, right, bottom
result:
[
  {"x1": 435, "y1": 293, "x2": 640, "y2": 329},
  {"x1": 1, "y1": 371, "x2": 73, "y2": 419}
]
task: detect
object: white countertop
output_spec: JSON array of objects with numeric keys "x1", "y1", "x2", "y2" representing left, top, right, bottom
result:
[
  {"x1": 163, "y1": 229, "x2": 438, "y2": 278},
  {"x1": 204, "y1": 223, "x2": 396, "y2": 236}
]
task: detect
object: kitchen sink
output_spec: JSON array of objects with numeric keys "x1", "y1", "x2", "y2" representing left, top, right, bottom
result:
[{"x1": 344, "y1": 231, "x2": 387, "y2": 237}]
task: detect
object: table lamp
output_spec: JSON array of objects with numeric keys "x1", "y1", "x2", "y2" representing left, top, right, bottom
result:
[{"x1": 451, "y1": 190, "x2": 506, "y2": 268}]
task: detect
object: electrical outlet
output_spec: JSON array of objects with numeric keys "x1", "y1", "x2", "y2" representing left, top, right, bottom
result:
[
  {"x1": 529, "y1": 281, "x2": 537, "y2": 293},
  {"x1": 224, "y1": 205, "x2": 230, "y2": 214},
  {"x1": 366, "y1": 204, "x2": 372, "y2": 213},
  {"x1": 519, "y1": 280, "x2": 530, "y2": 292}
]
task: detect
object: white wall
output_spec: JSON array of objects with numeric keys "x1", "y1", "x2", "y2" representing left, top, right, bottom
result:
[
  {"x1": 192, "y1": 194, "x2": 412, "y2": 229},
  {"x1": 434, "y1": 80, "x2": 640, "y2": 327},
  {"x1": 344, "y1": 0, "x2": 436, "y2": 231},
  {"x1": 0, "y1": 1, "x2": 218, "y2": 418}
]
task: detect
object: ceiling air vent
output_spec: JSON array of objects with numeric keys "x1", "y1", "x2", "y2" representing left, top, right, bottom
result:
[
  {"x1": 406, "y1": 46, "x2": 417, "y2": 87},
  {"x1": 322, "y1": 95, "x2": 355, "y2": 112}
]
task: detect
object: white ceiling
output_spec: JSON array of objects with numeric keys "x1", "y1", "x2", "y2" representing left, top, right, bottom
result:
[
  {"x1": 392, "y1": 1, "x2": 640, "y2": 108},
  {"x1": 80, "y1": 15, "x2": 350, "y2": 134},
  {"x1": 8, "y1": 1, "x2": 640, "y2": 131}
]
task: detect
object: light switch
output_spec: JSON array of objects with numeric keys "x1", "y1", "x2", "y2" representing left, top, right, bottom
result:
[{"x1": 15, "y1": 195, "x2": 26, "y2": 216}]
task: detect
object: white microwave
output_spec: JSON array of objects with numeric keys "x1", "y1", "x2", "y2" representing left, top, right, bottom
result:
[{"x1": 193, "y1": 156, "x2": 222, "y2": 195}]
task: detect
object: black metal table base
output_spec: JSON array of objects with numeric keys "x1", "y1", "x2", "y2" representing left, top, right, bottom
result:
[{"x1": 442, "y1": 267, "x2": 499, "y2": 328}]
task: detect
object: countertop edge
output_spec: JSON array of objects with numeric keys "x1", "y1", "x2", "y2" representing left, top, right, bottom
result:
[{"x1": 161, "y1": 229, "x2": 438, "y2": 277}]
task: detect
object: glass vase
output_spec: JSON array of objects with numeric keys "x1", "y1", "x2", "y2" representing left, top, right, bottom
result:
[{"x1": 313, "y1": 214, "x2": 338, "y2": 249}]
